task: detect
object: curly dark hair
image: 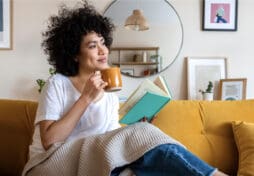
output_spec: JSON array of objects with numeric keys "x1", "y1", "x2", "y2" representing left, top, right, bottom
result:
[{"x1": 42, "y1": 1, "x2": 114, "y2": 76}]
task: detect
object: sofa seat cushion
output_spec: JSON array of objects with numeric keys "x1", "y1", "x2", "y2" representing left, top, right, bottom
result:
[{"x1": 232, "y1": 121, "x2": 254, "y2": 176}]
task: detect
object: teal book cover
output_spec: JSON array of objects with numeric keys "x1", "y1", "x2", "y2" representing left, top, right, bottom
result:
[{"x1": 119, "y1": 92, "x2": 170, "y2": 125}]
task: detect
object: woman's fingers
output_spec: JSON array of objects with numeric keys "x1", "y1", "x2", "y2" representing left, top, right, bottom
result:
[
  {"x1": 139, "y1": 116, "x2": 157, "y2": 123},
  {"x1": 88, "y1": 72, "x2": 106, "y2": 90},
  {"x1": 140, "y1": 117, "x2": 148, "y2": 122}
]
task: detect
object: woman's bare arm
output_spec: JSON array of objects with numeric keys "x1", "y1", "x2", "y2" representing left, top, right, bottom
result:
[
  {"x1": 40, "y1": 73, "x2": 107, "y2": 150},
  {"x1": 39, "y1": 97, "x2": 90, "y2": 150}
]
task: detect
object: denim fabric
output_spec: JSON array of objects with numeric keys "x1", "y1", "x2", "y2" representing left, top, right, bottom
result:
[{"x1": 111, "y1": 144, "x2": 216, "y2": 176}]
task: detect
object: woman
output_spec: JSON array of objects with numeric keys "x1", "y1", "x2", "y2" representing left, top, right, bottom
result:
[{"x1": 26, "y1": 1, "x2": 228, "y2": 176}]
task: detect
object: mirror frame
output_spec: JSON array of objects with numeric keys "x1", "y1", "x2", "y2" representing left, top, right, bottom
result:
[{"x1": 104, "y1": 0, "x2": 184, "y2": 78}]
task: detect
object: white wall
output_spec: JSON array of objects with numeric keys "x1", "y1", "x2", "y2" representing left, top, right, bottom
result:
[{"x1": 0, "y1": 0, "x2": 254, "y2": 101}]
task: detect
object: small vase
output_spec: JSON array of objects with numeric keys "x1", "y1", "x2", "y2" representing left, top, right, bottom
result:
[
  {"x1": 142, "y1": 51, "x2": 147, "y2": 62},
  {"x1": 202, "y1": 93, "x2": 213, "y2": 101}
]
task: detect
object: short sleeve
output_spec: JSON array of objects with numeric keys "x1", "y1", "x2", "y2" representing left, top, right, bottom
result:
[
  {"x1": 35, "y1": 76, "x2": 64, "y2": 124},
  {"x1": 107, "y1": 93, "x2": 121, "y2": 131}
]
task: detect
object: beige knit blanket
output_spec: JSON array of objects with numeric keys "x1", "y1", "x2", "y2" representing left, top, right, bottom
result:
[{"x1": 22, "y1": 123, "x2": 183, "y2": 176}]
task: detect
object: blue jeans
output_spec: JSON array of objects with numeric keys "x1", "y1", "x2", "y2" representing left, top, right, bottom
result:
[{"x1": 111, "y1": 144, "x2": 216, "y2": 176}]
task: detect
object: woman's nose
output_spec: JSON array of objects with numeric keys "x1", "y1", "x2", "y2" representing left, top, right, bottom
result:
[
  {"x1": 98, "y1": 45, "x2": 107, "y2": 55},
  {"x1": 98, "y1": 46, "x2": 104, "y2": 55}
]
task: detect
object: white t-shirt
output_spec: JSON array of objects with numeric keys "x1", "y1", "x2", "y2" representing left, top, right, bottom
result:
[{"x1": 29, "y1": 73, "x2": 121, "y2": 158}]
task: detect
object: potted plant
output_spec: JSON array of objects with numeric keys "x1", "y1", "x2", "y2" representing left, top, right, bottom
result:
[
  {"x1": 199, "y1": 81, "x2": 214, "y2": 100},
  {"x1": 36, "y1": 68, "x2": 56, "y2": 93}
]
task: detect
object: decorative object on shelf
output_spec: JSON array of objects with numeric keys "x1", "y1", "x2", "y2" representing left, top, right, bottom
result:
[
  {"x1": 218, "y1": 78, "x2": 247, "y2": 100},
  {"x1": 121, "y1": 68, "x2": 134, "y2": 76},
  {"x1": 104, "y1": 0, "x2": 184, "y2": 78},
  {"x1": 36, "y1": 68, "x2": 56, "y2": 93},
  {"x1": 187, "y1": 57, "x2": 227, "y2": 100},
  {"x1": 0, "y1": 0, "x2": 12, "y2": 49},
  {"x1": 149, "y1": 55, "x2": 157, "y2": 63},
  {"x1": 150, "y1": 54, "x2": 162, "y2": 72},
  {"x1": 199, "y1": 81, "x2": 214, "y2": 100},
  {"x1": 202, "y1": 0, "x2": 238, "y2": 31},
  {"x1": 143, "y1": 69, "x2": 150, "y2": 76},
  {"x1": 133, "y1": 54, "x2": 142, "y2": 62},
  {"x1": 142, "y1": 51, "x2": 147, "y2": 62},
  {"x1": 125, "y1": 9, "x2": 149, "y2": 31}
]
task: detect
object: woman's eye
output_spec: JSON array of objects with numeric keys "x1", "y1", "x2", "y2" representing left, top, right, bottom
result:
[{"x1": 88, "y1": 45, "x2": 96, "y2": 49}]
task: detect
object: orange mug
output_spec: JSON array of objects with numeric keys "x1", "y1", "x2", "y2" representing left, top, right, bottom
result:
[{"x1": 101, "y1": 67, "x2": 122, "y2": 92}]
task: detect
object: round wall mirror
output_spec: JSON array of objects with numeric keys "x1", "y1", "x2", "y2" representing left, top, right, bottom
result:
[{"x1": 104, "y1": 0, "x2": 183, "y2": 78}]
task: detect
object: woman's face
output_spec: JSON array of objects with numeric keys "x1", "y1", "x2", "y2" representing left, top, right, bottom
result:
[{"x1": 77, "y1": 32, "x2": 109, "y2": 73}]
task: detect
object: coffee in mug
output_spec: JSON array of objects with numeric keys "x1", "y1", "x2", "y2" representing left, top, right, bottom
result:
[{"x1": 101, "y1": 67, "x2": 122, "y2": 92}]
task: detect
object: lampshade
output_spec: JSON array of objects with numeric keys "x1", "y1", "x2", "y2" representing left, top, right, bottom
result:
[{"x1": 124, "y1": 9, "x2": 149, "y2": 31}]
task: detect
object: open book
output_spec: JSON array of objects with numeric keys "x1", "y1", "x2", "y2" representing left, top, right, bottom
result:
[{"x1": 119, "y1": 76, "x2": 172, "y2": 125}]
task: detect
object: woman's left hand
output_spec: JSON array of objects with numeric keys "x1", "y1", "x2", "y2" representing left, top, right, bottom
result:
[{"x1": 139, "y1": 116, "x2": 157, "y2": 123}]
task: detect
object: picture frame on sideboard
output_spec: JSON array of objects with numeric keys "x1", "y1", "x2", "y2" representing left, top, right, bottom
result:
[
  {"x1": 187, "y1": 57, "x2": 227, "y2": 100},
  {"x1": 218, "y1": 78, "x2": 247, "y2": 100}
]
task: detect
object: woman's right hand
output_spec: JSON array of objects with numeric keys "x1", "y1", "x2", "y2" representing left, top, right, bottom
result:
[{"x1": 80, "y1": 71, "x2": 107, "y2": 103}]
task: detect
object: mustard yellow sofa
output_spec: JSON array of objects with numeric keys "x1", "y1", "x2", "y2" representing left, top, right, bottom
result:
[{"x1": 1, "y1": 99, "x2": 254, "y2": 176}]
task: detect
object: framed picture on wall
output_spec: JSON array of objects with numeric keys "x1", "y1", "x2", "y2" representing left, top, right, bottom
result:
[
  {"x1": 187, "y1": 57, "x2": 227, "y2": 100},
  {"x1": 202, "y1": 0, "x2": 238, "y2": 31},
  {"x1": 0, "y1": 0, "x2": 12, "y2": 49},
  {"x1": 218, "y1": 78, "x2": 247, "y2": 100}
]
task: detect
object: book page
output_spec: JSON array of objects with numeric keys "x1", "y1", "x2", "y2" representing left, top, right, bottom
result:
[
  {"x1": 119, "y1": 79, "x2": 168, "y2": 115},
  {"x1": 153, "y1": 76, "x2": 172, "y2": 98}
]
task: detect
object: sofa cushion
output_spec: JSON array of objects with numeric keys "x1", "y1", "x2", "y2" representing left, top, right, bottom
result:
[
  {"x1": 200, "y1": 100, "x2": 254, "y2": 174},
  {"x1": 153, "y1": 99, "x2": 254, "y2": 175},
  {"x1": 152, "y1": 101, "x2": 214, "y2": 163},
  {"x1": 0, "y1": 99, "x2": 37, "y2": 176},
  {"x1": 232, "y1": 121, "x2": 254, "y2": 176}
]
